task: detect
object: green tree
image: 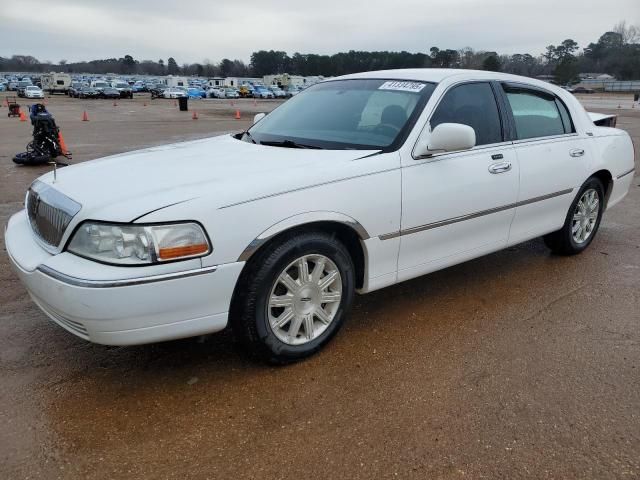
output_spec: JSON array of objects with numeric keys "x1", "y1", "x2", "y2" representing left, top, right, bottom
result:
[
  {"x1": 167, "y1": 57, "x2": 179, "y2": 75},
  {"x1": 482, "y1": 54, "x2": 501, "y2": 71}
]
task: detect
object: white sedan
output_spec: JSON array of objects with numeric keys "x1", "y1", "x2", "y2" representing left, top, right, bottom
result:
[
  {"x1": 5, "y1": 69, "x2": 635, "y2": 363},
  {"x1": 163, "y1": 87, "x2": 187, "y2": 99},
  {"x1": 207, "y1": 87, "x2": 226, "y2": 99},
  {"x1": 24, "y1": 85, "x2": 45, "y2": 99}
]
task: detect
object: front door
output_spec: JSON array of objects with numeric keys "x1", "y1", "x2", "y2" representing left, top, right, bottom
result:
[{"x1": 396, "y1": 81, "x2": 520, "y2": 282}]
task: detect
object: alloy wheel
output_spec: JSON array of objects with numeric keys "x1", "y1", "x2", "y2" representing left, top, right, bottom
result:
[
  {"x1": 572, "y1": 188, "x2": 599, "y2": 244},
  {"x1": 267, "y1": 254, "x2": 342, "y2": 346}
]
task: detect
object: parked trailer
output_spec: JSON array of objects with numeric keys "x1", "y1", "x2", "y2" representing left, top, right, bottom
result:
[
  {"x1": 164, "y1": 76, "x2": 189, "y2": 88},
  {"x1": 40, "y1": 73, "x2": 72, "y2": 95}
]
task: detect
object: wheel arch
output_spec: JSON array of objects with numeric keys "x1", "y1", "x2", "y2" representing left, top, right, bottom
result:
[
  {"x1": 236, "y1": 212, "x2": 369, "y2": 290},
  {"x1": 590, "y1": 169, "x2": 613, "y2": 207}
]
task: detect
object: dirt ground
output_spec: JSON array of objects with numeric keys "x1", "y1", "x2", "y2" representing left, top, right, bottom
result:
[{"x1": 0, "y1": 92, "x2": 638, "y2": 480}]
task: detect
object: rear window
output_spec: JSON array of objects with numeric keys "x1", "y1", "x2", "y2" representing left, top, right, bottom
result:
[{"x1": 503, "y1": 86, "x2": 573, "y2": 140}]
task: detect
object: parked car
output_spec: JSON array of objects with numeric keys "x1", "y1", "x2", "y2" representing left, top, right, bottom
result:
[
  {"x1": 111, "y1": 82, "x2": 134, "y2": 98},
  {"x1": 90, "y1": 80, "x2": 110, "y2": 92},
  {"x1": 187, "y1": 87, "x2": 206, "y2": 98},
  {"x1": 5, "y1": 69, "x2": 635, "y2": 363},
  {"x1": 68, "y1": 82, "x2": 88, "y2": 98},
  {"x1": 163, "y1": 87, "x2": 187, "y2": 99},
  {"x1": 269, "y1": 86, "x2": 287, "y2": 98},
  {"x1": 78, "y1": 86, "x2": 100, "y2": 99},
  {"x1": 0, "y1": 84, "x2": 6, "y2": 92},
  {"x1": 238, "y1": 85, "x2": 255, "y2": 98},
  {"x1": 16, "y1": 80, "x2": 33, "y2": 97},
  {"x1": 132, "y1": 81, "x2": 147, "y2": 93},
  {"x1": 149, "y1": 84, "x2": 168, "y2": 99},
  {"x1": 207, "y1": 87, "x2": 226, "y2": 99},
  {"x1": 101, "y1": 87, "x2": 121, "y2": 99},
  {"x1": 24, "y1": 86, "x2": 45, "y2": 99},
  {"x1": 284, "y1": 86, "x2": 300, "y2": 97},
  {"x1": 224, "y1": 88, "x2": 240, "y2": 99},
  {"x1": 570, "y1": 86, "x2": 596, "y2": 94},
  {"x1": 253, "y1": 85, "x2": 275, "y2": 99}
]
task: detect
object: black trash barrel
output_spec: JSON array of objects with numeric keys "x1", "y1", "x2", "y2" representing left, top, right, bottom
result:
[{"x1": 178, "y1": 96, "x2": 188, "y2": 111}]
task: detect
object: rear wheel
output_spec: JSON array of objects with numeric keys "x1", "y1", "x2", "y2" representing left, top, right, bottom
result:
[
  {"x1": 231, "y1": 231, "x2": 355, "y2": 364},
  {"x1": 544, "y1": 177, "x2": 605, "y2": 255}
]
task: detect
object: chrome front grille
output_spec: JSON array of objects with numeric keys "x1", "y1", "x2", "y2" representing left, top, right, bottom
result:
[{"x1": 26, "y1": 180, "x2": 81, "y2": 249}]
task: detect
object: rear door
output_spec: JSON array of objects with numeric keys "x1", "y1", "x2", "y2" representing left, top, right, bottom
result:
[
  {"x1": 397, "y1": 81, "x2": 519, "y2": 282},
  {"x1": 499, "y1": 83, "x2": 591, "y2": 245}
]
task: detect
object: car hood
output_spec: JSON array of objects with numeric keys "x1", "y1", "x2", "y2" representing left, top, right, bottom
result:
[{"x1": 36, "y1": 134, "x2": 380, "y2": 222}]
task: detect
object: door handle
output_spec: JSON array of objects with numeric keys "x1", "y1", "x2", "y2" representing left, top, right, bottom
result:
[
  {"x1": 570, "y1": 149, "x2": 585, "y2": 157},
  {"x1": 488, "y1": 161, "x2": 512, "y2": 174}
]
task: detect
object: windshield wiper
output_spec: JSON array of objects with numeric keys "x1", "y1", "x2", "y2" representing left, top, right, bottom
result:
[{"x1": 260, "y1": 139, "x2": 323, "y2": 149}]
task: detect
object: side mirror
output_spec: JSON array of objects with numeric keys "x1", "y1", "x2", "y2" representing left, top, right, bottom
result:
[
  {"x1": 414, "y1": 123, "x2": 476, "y2": 158},
  {"x1": 253, "y1": 112, "x2": 266, "y2": 124}
]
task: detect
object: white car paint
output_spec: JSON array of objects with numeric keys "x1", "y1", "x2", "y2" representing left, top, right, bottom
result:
[
  {"x1": 5, "y1": 69, "x2": 635, "y2": 347},
  {"x1": 163, "y1": 87, "x2": 187, "y2": 99},
  {"x1": 24, "y1": 86, "x2": 45, "y2": 99}
]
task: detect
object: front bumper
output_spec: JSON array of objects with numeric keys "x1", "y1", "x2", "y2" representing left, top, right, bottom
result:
[{"x1": 5, "y1": 210, "x2": 244, "y2": 345}]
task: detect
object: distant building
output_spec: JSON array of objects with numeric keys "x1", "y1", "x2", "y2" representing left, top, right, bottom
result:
[
  {"x1": 224, "y1": 77, "x2": 263, "y2": 87},
  {"x1": 206, "y1": 77, "x2": 225, "y2": 88}
]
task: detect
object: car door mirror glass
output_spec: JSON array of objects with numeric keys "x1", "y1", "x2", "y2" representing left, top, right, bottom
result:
[
  {"x1": 414, "y1": 123, "x2": 476, "y2": 158},
  {"x1": 253, "y1": 113, "x2": 266, "y2": 125}
]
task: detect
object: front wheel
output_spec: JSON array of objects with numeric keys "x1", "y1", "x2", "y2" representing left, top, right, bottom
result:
[
  {"x1": 544, "y1": 177, "x2": 605, "y2": 255},
  {"x1": 231, "y1": 231, "x2": 355, "y2": 364}
]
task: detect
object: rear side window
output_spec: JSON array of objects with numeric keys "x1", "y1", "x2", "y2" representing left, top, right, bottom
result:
[
  {"x1": 503, "y1": 87, "x2": 573, "y2": 140},
  {"x1": 430, "y1": 82, "x2": 503, "y2": 146}
]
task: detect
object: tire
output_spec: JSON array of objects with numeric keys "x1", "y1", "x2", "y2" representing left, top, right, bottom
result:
[
  {"x1": 543, "y1": 177, "x2": 605, "y2": 255},
  {"x1": 231, "y1": 231, "x2": 356, "y2": 364}
]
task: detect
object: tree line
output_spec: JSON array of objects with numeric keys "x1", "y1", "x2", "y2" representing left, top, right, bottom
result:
[{"x1": 1, "y1": 22, "x2": 638, "y2": 83}]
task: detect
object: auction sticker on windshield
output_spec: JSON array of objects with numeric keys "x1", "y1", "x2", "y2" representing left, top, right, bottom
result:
[{"x1": 378, "y1": 81, "x2": 426, "y2": 93}]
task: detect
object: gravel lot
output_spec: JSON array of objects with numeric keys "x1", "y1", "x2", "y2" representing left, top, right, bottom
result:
[{"x1": 1, "y1": 92, "x2": 638, "y2": 479}]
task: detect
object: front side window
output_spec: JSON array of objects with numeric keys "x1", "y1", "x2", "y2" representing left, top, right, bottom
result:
[
  {"x1": 503, "y1": 87, "x2": 572, "y2": 139},
  {"x1": 246, "y1": 79, "x2": 436, "y2": 150},
  {"x1": 430, "y1": 82, "x2": 503, "y2": 146}
]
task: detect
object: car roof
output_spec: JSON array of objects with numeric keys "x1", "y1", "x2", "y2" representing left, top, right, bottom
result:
[{"x1": 335, "y1": 68, "x2": 560, "y2": 91}]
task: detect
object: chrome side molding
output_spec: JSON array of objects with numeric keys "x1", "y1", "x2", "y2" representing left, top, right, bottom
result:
[
  {"x1": 380, "y1": 188, "x2": 573, "y2": 240},
  {"x1": 36, "y1": 264, "x2": 218, "y2": 288}
]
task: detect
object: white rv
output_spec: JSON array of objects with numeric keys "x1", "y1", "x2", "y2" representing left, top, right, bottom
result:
[
  {"x1": 40, "y1": 72, "x2": 72, "y2": 94},
  {"x1": 165, "y1": 76, "x2": 189, "y2": 88}
]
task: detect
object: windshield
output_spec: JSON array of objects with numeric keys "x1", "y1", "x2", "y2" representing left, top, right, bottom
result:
[{"x1": 246, "y1": 79, "x2": 435, "y2": 150}]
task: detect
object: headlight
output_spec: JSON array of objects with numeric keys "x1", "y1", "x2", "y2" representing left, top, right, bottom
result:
[{"x1": 68, "y1": 222, "x2": 211, "y2": 265}]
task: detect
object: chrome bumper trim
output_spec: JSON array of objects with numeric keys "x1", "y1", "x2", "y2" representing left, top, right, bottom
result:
[
  {"x1": 36, "y1": 265, "x2": 218, "y2": 288},
  {"x1": 617, "y1": 168, "x2": 635, "y2": 179},
  {"x1": 380, "y1": 189, "x2": 574, "y2": 240}
]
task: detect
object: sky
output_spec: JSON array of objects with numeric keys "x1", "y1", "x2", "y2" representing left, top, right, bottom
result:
[{"x1": 1, "y1": 0, "x2": 638, "y2": 64}]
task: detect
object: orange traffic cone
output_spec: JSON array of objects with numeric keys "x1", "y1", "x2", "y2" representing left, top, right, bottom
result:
[
  {"x1": 43, "y1": 98, "x2": 48, "y2": 106},
  {"x1": 143, "y1": 101, "x2": 147, "y2": 107},
  {"x1": 230, "y1": 100, "x2": 234, "y2": 107},
  {"x1": 173, "y1": 100, "x2": 177, "y2": 107},
  {"x1": 192, "y1": 111, "x2": 198, "y2": 120},
  {"x1": 253, "y1": 99, "x2": 257, "y2": 107},
  {"x1": 19, "y1": 110, "x2": 27, "y2": 122},
  {"x1": 113, "y1": 100, "x2": 118, "y2": 107},
  {"x1": 82, "y1": 111, "x2": 89, "y2": 121},
  {"x1": 235, "y1": 109, "x2": 241, "y2": 120},
  {"x1": 58, "y1": 133, "x2": 69, "y2": 156}
]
